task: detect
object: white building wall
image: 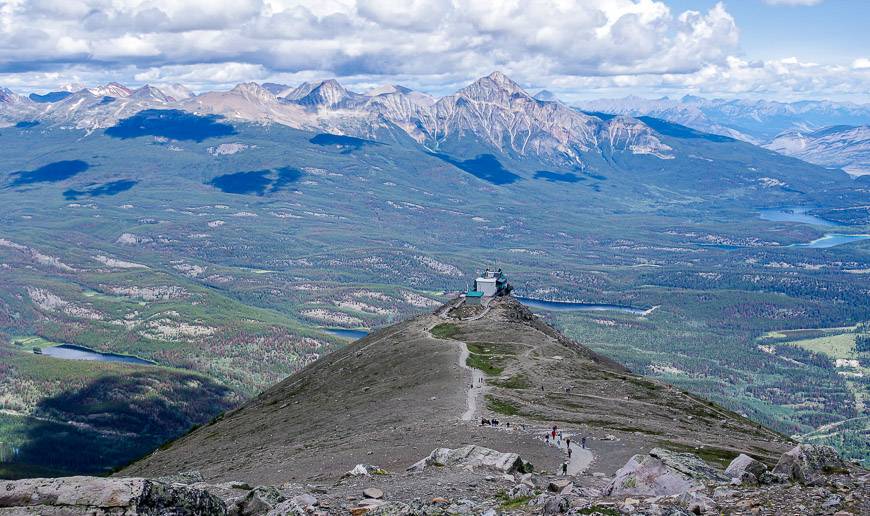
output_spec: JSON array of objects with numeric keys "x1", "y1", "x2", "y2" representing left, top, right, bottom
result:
[{"x1": 475, "y1": 277, "x2": 497, "y2": 296}]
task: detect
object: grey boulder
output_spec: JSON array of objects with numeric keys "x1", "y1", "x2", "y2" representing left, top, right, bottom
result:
[
  {"x1": 724, "y1": 454, "x2": 768, "y2": 484},
  {"x1": 604, "y1": 448, "x2": 725, "y2": 497},
  {"x1": 772, "y1": 444, "x2": 847, "y2": 484},
  {"x1": 407, "y1": 445, "x2": 532, "y2": 474},
  {"x1": 0, "y1": 476, "x2": 226, "y2": 515}
]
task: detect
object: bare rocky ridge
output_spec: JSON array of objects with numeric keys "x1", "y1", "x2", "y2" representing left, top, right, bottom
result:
[
  {"x1": 2, "y1": 298, "x2": 867, "y2": 514},
  {"x1": 123, "y1": 297, "x2": 791, "y2": 484}
]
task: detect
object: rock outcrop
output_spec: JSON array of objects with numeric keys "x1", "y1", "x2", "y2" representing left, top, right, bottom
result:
[
  {"x1": 604, "y1": 448, "x2": 726, "y2": 497},
  {"x1": 0, "y1": 477, "x2": 226, "y2": 515},
  {"x1": 407, "y1": 445, "x2": 532, "y2": 474},
  {"x1": 772, "y1": 444, "x2": 848, "y2": 484}
]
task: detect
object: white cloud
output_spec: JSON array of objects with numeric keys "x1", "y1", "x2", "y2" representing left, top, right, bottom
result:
[{"x1": 0, "y1": 0, "x2": 865, "y2": 101}]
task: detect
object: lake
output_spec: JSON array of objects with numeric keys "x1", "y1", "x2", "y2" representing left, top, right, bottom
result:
[
  {"x1": 517, "y1": 297, "x2": 648, "y2": 314},
  {"x1": 324, "y1": 328, "x2": 370, "y2": 340},
  {"x1": 759, "y1": 207, "x2": 841, "y2": 227},
  {"x1": 39, "y1": 344, "x2": 154, "y2": 365},
  {"x1": 790, "y1": 234, "x2": 870, "y2": 249}
]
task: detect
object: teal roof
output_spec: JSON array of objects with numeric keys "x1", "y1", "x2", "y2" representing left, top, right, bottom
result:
[{"x1": 466, "y1": 290, "x2": 484, "y2": 297}]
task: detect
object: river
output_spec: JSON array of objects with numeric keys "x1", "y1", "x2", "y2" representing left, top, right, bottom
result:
[{"x1": 517, "y1": 297, "x2": 648, "y2": 314}]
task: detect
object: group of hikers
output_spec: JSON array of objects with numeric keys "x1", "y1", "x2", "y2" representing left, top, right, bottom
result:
[{"x1": 544, "y1": 424, "x2": 587, "y2": 476}]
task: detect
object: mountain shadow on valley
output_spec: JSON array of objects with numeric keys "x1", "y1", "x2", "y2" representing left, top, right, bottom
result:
[
  {"x1": 209, "y1": 167, "x2": 304, "y2": 195},
  {"x1": 309, "y1": 133, "x2": 380, "y2": 153},
  {"x1": 63, "y1": 180, "x2": 138, "y2": 200},
  {"x1": 534, "y1": 170, "x2": 583, "y2": 183},
  {"x1": 8, "y1": 160, "x2": 89, "y2": 187},
  {"x1": 14, "y1": 121, "x2": 39, "y2": 128},
  {"x1": 5, "y1": 370, "x2": 236, "y2": 478},
  {"x1": 29, "y1": 91, "x2": 72, "y2": 103},
  {"x1": 105, "y1": 109, "x2": 236, "y2": 142},
  {"x1": 434, "y1": 153, "x2": 523, "y2": 185}
]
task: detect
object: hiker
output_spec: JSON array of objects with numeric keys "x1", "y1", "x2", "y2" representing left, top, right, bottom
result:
[
  {"x1": 567, "y1": 447, "x2": 572, "y2": 459},
  {"x1": 561, "y1": 462, "x2": 568, "y2": 475},
  {"x1": 566, "y1": 438, "x2": 571, "y2": 449},
  {"x1": 581, "y1": 436, "x2": 587, "y2": 449},
  {"x1": 545, "y1": 433, "x2": 550, "y2": 445}
]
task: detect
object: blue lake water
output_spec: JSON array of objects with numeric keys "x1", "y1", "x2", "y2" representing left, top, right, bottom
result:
[
  {"x1": 790, "y1": 234, "x2": 870, "y2": 249},
  {"x1": 39, "y1": 344, "x2": 154, "y2": 365},
  {"x1": 324, "y1": 328, "x2": 370, "y2": 340},
  {"x1": 517, "y1": 297, "x2": 648, "y2": 315},
  {"x1": 759, "y1": 207, "x2": 841, "y2": 227}
]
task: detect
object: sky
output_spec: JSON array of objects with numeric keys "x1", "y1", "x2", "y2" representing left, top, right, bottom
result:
[{"x1": 0, "y1": 0, "x2": 868, "y2": 102}]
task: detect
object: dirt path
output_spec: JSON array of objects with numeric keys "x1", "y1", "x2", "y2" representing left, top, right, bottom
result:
[
  {"x1": 543, "y1": 432, "x2": 595, "y2": 476},
  {"x1": 458, "y1": 340, "x2": 487, "y2": 421}
]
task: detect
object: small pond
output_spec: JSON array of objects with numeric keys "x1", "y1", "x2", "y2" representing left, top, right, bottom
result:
[
  {"x1": 324, "y1": 328, "x2": 370, "y2": 340},
  {"x1": 39, "y1": 344, "x2": 154, "y2": 365},
  {"x1": 517, "y1": 297, "x2": 648, "y2": 315},
  {"x1": 759, "y1": 207, "x2": 841, "y2": 227}
]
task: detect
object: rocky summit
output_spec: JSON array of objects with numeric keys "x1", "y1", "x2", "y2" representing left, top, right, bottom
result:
[{"x1": 2, "y1": 298, "x2": 867, "y2": 514}]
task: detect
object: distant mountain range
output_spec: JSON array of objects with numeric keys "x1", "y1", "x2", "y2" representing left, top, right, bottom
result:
[
  {"x1": 2, "y1": 74, "x2": 868, "y2": 176},
  {"x1": 575, "y1": 95, "x2": 870, "y2": 176},
  {"x1": 765, "y1": 125, "x2": 869, "y2": 177}
]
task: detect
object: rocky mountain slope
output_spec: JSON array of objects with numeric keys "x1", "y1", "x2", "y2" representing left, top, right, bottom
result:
[
  {"x1": 766, "y1": 125, "x2": 870, "y2": 177},
  {"x1": 3, "y1": 298, "x2": 866, "y2": 514},
  {"x1": 122, "y1": 298, "x2": 792, "y2": 485}
]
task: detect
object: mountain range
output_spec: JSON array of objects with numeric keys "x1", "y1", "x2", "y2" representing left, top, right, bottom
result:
[
  {"x1": 0, "y1": 73, "x2": 675, "y2": 171},
  {"x1": 576, "y1": 95, "x2": 870, "y2": 175},
  {"x1": 5, "y1": 74, "x2": 868, "y2": 177}
]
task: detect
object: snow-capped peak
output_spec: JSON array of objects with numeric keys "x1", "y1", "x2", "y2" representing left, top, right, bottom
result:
[{"x1": 87, "y1": 82, "x2": 133, "y2": 98}]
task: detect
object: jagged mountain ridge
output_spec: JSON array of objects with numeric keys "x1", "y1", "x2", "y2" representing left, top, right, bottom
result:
[
  {"x1": 0, "y1": 73, "x2": 676, "y2": 169},
  {"x1": 765, "y1": 125, "x2": 870, "y2": 177},
  {"x1": 123, "y1": 298, "x2": 790, "y2": 486}
]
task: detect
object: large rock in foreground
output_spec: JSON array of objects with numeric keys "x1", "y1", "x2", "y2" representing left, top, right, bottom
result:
[
  {"x1": 407, "y1": 445, "x2": 532, "y2": 474},
  {"x1": 0, "y1": 476, "x2": 226, "y2": 515},
  {"x1": 773, "y1": 444, "x2": 847, "y2": 484},
  {"x1": 604, "y1": 448, "x2": 726, "y2": 497}
]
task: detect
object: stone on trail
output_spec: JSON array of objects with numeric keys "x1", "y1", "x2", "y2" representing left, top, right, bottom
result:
[
  {"x1": 772, "y1": 444, "x2": 847, "y2": 484},
  {"x1": 547, "y1": 479, "x2": 571, "y2": 492},
  {"x1": 345, "y1": 464, "x2": 387, "y2": 478},
  {"x1": 0, "y1": 476, "x2": 226, "y2": 515},
  {"x1": 362, "y1": 487, "x2": 384, "y2": 499},
  {"x1": 604, "y1": 448, "x2": 726, "y2": 497},
  {"x1": 227, "y1": 485, "x2": 285, "y2": 516},
  {"x1": 407, "y1": 445, "x2": 532, "y2": 474}
]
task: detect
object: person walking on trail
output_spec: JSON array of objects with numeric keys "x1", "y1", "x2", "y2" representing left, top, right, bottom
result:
[
  {"x1": 545, "y1": 433, "x2": 550, "y2": 445},
  {"x1": 581, "y1": 436, "x2": 587, "y2": 449},
  {"x1": 566, "y1": 438, "x2": 571, "y2": 449},
  {"x1": 567, "y1": 447, "x2": 573, "y2": 459},
  {"x1": 561, "y1": 462, "x2": 568, "y2": 475}
]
